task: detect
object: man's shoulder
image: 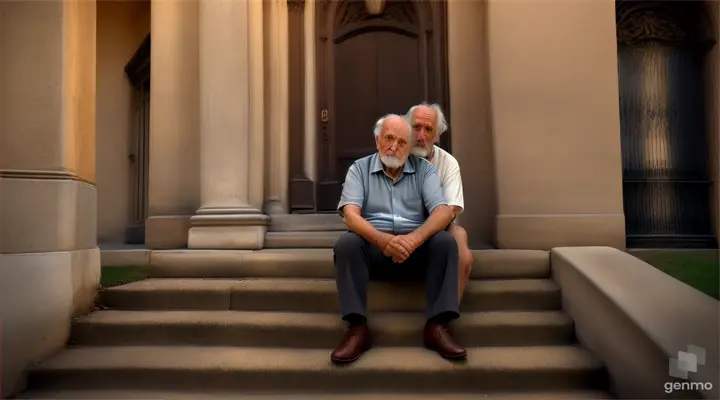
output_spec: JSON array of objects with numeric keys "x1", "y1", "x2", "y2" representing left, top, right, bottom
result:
[
  {"x1": 351, "y1": 154, "x2": 376, "y2": 170},
  {"x1": 355, "y1": 153, "x2": 376, "y2": 164},
  {"x1": 409, "y1": 155, "x2": 436, "y2": 173},
  {"x1": 434, "y1": 145, "x2": 460, "y2": 170}
]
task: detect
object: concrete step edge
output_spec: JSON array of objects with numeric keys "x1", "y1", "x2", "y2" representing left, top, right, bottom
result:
[
  {"x1": 70, "y1": 310, "x2": 575, "y2": 347},
  {"x1": 103, "y1": 277, "x2": 560, "y2": 294},
  {"x1": 98, "y1": 278, "x2": 562, "y2": 312},
  {"x1": 264, "y1": 231, "x2": 345, "y2": 248},
  {"x1": 28, "y1": 346, "x2": 607, "y2": 393},
  {"x1": 146, "y1": 249, "x2": 550, "y2": 279},
  {"x1": 17, "y1": 389, "x2": 616, "y2": 399},
  {"x1": 75, "y1": 309, "x2": 572, "y2": 327},
  {"x1": 33, "y1": 345, "x2": 603, "y2": 372}
]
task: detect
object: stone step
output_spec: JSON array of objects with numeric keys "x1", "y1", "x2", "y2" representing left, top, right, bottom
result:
[
  {"x1": 147, "y1": 249, "x2": 550, "y2": 279},
  {"x1": 17, "y1": 389, "x2": 616, "y2": 399},
  {"x1": 27, "y1": 346, "x2": 607, "y2": 393},
  {"x1": 99, "y1": 278, "x2": 561, "y2": 312},
  {"x1": 264, "y1": 231, "x2": 498, "y2": 249},
  {"x1": 264, "y1": 231, "x2": 345, "y2": 248},
  {"x1": 268, "y1": 213, "x2": 347, "y2": 232},
  {"x1": 70, "y1": 310, "x2": 574, "y2": 348}
]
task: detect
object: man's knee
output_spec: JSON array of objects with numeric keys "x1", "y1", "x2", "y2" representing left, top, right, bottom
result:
[
  {"x1": 449, "y1": 224, "x2": 468, "y2": 242},
  {"x1": 333, "y1": 232, "x2": 365, "y2": 256},
  {"x1": 426, "y1": 230, "x2": 458, "y2": 253}
]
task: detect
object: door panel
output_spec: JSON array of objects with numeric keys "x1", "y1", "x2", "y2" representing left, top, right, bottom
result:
[
  {"x1": 316, "y1": 0, "x2": 448, "y2": 212},
  {"x1": 334, "y1": 33, "x2": 378, "y2": 161}
]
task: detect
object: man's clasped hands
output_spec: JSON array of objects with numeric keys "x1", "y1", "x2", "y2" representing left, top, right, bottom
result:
[{"x1": 377, "y1": 232, "x2": 423, "y2": 263}]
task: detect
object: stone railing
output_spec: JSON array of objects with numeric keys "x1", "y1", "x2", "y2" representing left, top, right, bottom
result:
[{"x1": 551, "y1": 247, "x2": 719, "y2": 399}]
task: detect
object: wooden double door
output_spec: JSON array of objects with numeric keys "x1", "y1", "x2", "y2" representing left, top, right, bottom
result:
[{"x1": 312, "y1": 0, "x2": 450, "y2": 212}]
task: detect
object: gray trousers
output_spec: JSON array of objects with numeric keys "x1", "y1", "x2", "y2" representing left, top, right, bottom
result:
[{"x1": 333, "y1": 230, "x2": 460, "y2": 322}]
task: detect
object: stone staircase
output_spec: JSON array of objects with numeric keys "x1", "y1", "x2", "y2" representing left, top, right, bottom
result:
[{"x1": 18, "y1": 249, "x2": 614, "y2": 399}]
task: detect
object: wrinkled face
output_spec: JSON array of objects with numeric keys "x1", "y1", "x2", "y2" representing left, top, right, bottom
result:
[
  {"x1": 376, "y1": 118, "x2": 410, "y2": 169},
  {"x1": 410, "y1": 106, "x2": 438, "y2": 158}
]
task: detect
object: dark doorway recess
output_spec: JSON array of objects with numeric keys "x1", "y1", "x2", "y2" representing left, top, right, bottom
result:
[
  {"x1": 124, "y1": 34, "x2": 150, "y2": 244},
  {"x1": 616, "y1": 1, "x2": 717, "y2": 248},
  {"x1": 313, "y1": 0, "x2": 450, "y2": 212}
]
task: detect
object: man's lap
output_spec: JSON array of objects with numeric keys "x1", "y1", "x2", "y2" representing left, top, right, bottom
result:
[{"x1": 335, "y1": 231, "x2": 456, "y2": 282}]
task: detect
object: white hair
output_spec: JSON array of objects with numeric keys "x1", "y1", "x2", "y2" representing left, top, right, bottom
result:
[
  {"x1": 406, "y1": 102, "x2": 449, "y2": 138},
  {"x1": 373, "y1": 114, "x2": 413, "y2": 144}
]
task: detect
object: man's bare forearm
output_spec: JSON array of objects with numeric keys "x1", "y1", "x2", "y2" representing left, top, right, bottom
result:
[
  {"x1": 344, "y1": 211, "x2": 392, "y2": 248},
  {"x1": 412, "y1": 204, "x2": 454, "y2": 244}
]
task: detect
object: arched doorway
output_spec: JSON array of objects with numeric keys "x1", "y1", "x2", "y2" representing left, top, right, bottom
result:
[
  {"x1": 616, "y1": 1, "x2": 716, "y2": 248},
  {"x1": 314, "y1": 0, "x2": 450, "y2": 212}
]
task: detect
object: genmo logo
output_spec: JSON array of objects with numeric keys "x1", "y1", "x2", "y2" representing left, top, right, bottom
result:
[
  {"x1": 665, "y1": 345, "x2": 713, "y2": 394},
  {"x1": 664, "y1": 381, "x2": 713, "y2": 394}
]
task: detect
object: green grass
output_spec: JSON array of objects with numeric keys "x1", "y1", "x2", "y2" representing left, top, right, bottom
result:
[
  {"x1": 633, "y1": 250, "x2": 720, "y2": 300},
  {"x1": 100, "y1": 265, "x2": 149, "y2": 288}
]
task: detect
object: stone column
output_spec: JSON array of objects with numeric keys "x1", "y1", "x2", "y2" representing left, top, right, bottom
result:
[
  {"x1": 0, "y1": 0, "x2": 99, "y2": 396},
  {"x1": 303, "y1": 0, "x2": 317, "y2": 182},
  {"x1": 486, "y1": 0, "x2": 625, "y2": 250},
  {"x1": 263, "y1": 0, "x2": 290, "y2": 215},
  {"x1": 248, "y1": 0, "x2": 266, "y2": 210},
  {"x1": 447, "y1": 0, "x2": 496, "y2": 248},
  {"x1": 188, "y1": 0, "x2": 269, "y2": 249},
  {"x1": 146, "y1": 0, "x2": 200, "y2": 249}
]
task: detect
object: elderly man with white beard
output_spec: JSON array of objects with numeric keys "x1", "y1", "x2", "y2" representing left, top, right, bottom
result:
[
  {"x1": 330, "y1": 113, "x2": 466, "y2": 364},
  {"x1": 405, "y1": 103, "x2": 473, "y2": 304}
]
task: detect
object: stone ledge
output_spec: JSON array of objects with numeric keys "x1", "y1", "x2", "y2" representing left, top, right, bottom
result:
[
  {"x1": 551, "y1": 247, "x2": 719, "y2": 399},
  {"x1": 497, "y1": 214, "x2": 626, "y2": 250}
]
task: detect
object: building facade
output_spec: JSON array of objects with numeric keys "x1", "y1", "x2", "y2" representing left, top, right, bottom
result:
[
  {"x1": 1, "y1": 0, "x2": 719, "y2": 395},
  {"x1": 2, "y1": 0, "x2": 719, "y2": 253}
]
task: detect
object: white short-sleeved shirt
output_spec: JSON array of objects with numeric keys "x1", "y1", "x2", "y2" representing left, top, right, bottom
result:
[{"x1": 429, "y1": 145, "x2": 465, "y2": 213}]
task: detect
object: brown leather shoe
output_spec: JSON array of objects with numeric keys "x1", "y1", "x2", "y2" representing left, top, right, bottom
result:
[
  {"x1": 331, "y1": 324, "x2": 372, "y2": 364},
  {"x1": 424, "y1": 322, "x2": 467, "y2": 360}
]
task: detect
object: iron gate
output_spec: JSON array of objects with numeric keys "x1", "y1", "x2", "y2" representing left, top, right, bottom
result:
[{"x1": 617, "y1": 36, "x2": 714, "y2": 247}]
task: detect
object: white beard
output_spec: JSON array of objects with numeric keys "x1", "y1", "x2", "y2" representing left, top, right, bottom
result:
[
  {"x1": 380, "y1": 155, "x2": 404, "y2": 169},
  {"x1": 410, "y1": 146, "x2": 429, "y2": 158}
]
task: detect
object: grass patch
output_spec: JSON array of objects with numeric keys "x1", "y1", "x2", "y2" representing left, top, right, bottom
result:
[
  {"x1": 633, "y1": 250, "x2": 719, "y2": 301},
  {"x1": 100, "y1": 265, "x2": 149, "y2": 288}
]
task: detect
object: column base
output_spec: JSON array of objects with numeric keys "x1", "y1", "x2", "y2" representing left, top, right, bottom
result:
[
  {"x1": 264, "y1": 197, "x2": 286, "y2": 215},
  {"x1": 188, "y1": 207, "x2": 270, "y2": 249}
]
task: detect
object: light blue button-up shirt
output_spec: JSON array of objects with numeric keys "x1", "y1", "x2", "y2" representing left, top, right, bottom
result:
[{"x1": 337, "y1": 153, "x2": 447, "y2": 234}]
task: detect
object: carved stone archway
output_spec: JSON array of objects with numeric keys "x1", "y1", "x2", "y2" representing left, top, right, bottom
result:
[{"x1": 616, "y1": 1, "x2": 715, "y2": 47}]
